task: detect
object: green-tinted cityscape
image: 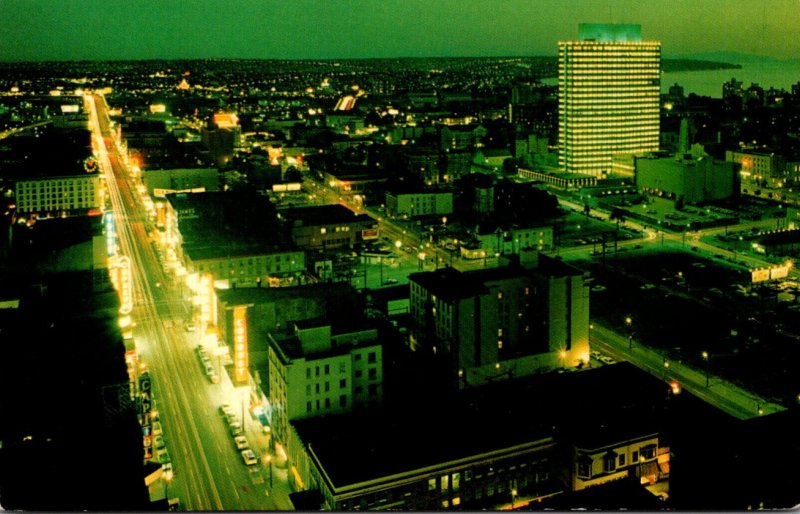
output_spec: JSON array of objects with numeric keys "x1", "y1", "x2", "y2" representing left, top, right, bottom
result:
[{"x1": 1, "y1": 2, "x2": 800, "y2": 511}]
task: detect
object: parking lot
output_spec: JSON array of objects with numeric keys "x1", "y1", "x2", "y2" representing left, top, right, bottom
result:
[{"x1": 580, "y1": 250, "x2": 800, "y2": 405}]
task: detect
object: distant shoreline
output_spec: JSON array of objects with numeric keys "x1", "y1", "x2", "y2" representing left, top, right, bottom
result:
[{"x1": 661, "y1": 59, "x2": 742, "y2": 73}]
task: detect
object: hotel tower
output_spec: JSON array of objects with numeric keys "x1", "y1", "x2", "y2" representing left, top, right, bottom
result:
[{"x1": 558, "y1": 24, "x2": 661, "y2": 177}]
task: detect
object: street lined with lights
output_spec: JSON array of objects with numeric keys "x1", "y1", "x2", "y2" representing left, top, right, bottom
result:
[{"x1": 88, "y1": 94, "x2": 286, "y2": 510}]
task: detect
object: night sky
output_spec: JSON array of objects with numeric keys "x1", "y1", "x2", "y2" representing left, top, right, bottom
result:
[{"x1": 2, "y1": 0, "x2": 799, "y2": 61}]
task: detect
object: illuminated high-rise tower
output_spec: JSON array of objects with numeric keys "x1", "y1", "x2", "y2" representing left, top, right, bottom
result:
[{"x1": 558, "y1": 24, "x2": 661, "y2": 177}]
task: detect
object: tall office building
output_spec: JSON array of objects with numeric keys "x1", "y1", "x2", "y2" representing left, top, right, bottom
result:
[{"x1": 558, "y1": 24, "x2": 661, "y2": 177}]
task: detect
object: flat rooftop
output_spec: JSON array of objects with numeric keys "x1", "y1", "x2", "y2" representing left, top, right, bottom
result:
[{"x1": 293, "y1": 363, "x2": 676, "y2": 489}]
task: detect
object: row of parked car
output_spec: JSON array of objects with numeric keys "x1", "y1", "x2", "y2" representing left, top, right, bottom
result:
[
  {"x1": 196, "y1": 344, "x2": 220, "y2": 383},
  {"x1": 591, "y1": 350, "x2": 617, "y2": 365},
  {"x1": 219, "y1": 404, "x2": 259, "y2": 467},
  {"x1": 147, "y1": 409, "x2": 173, "y2": 474}
]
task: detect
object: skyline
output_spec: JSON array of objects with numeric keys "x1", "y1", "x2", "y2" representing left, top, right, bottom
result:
[{"x1": 2, "y1": 0, "x2": 800, "y2": 62}]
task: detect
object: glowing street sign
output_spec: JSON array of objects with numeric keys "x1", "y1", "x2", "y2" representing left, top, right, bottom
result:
[
  {"x1": 118, "y1": 255, "x2": 133, "y2": 314},
  {"x1": 233, "y1": 306, "x2": 249, "y2": 385},
  {"x1": 104, "y1": 211, "x2": 117, "y2": 256}
]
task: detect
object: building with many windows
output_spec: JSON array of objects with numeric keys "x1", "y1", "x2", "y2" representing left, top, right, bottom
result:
[
  {"x1": 267, "y1": 319, "x2": 383, "y2": 463},
  {"x1": 163, "y1": 192, "x2": 306, "y2": 290},
  {"x1": 385, "y1": 189, "x2": 453, "y2": 219},
  {"x1": 280, "y1": 204, "x2": 377, "y2": 250},
  {"x1": 408, "y1": 254, "x2": 590, "y2": 388},
  {"x1": 15, "y1": 172, "x2": 102, "y2": 217},
  {"x1": 558, "y1": 24, "x2": 661, "y2": 178}
]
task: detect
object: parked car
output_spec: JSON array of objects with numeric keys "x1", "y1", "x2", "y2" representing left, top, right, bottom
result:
[
  {"x1": 156, "y1": 448, "x2": 171, "y2": 464},
  {"x1": 219, "y1": 404, "x2": 235, "y2": 420},
  {"x1": 185, "y1": 322, "x2": 196, "y2": 332},
  {"x1": 152, "y1": 421, "x2": 163, "y2": 436},
  {"x1": 153, "y1": 434, "x2": 166, "y2": 449},
  {"x1": 233, "y1": 435, "x2": 249, "y2": 450},
  {"x1": 229, "y1": 421, "x2": 243, "y2": 436},
  {"x1": 241, "y1": 449, "x2": 258, "y2": 466}
]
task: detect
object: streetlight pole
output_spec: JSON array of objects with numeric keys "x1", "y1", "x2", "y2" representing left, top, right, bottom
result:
[
  {"x1": 164, "y1": 469, "x2": 173, "y2": 500},
  {"x1": 702, "y1": 351, "x2": 709, "y2": 387},
  {"x1": 624, "y1": 316, "x2": 633, "y2": 352}
]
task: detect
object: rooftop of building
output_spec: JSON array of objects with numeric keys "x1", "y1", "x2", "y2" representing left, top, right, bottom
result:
[
  {"x1": 534, "y1": 476, "x2": 664, "y2": 511},
  {"x1": 408, "y1": 267, "x2": 487, "y2": 301},
  {"x1": 292, "y1": 363, "x2": 672, "y2": 490},
  {"x1": 279, "y1": 204, "x2": 373, "y2": 227},
  {"x1": 216, "y1": 281, "x2": 356, "y2": 307},
  {"x1": 270, "y1": 317, "x2": 378, "y2": 361},
  {"x1": 410, "y1": 258, "x2": 582, "y2": 300},
  {"x1": 2, "y1": 127, "x2": 93, "y2": 179},
  {"x1": 166, "y1": 191, "x2": 293, "y2": 258}
]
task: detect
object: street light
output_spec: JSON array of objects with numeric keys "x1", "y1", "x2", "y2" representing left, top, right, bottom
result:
[
  {"x1": 625, "y1": 316, "x2": 633, "y2": 351},
  {"x1": 164, "y1": 469, "x2": 173, "y2": 500},
  {"x1": 264, "y1": 453, "x2": 273, "y2": 488},
  {"x1": 701, "y1": 351, "x2": 709, "y2": 387}
]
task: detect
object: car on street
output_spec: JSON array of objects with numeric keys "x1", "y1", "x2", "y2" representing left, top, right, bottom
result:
[
  {"x1": 248, "y1": 466, "x2": 264, "y2": 485},
  {"x1": 153, "y1": 434, "x2": 165, "y2": 449},
  {"x1": 219, "y1": 404, "x2": 235, "y2": 419},
  {"x1": 229, "y1": 421, "x2": 243, "y2": 436},
  {"x1": 241, "y1": 449, "x2": 258, "y2": 466},
  {"x1": 233, "y1": 435, "x2": 249, "y2": 450},
  {"x1": 600, "y1": 356, "x2": 616, "y2": 365},
  {"x1": 383, "y1": 278, "x2": 398, "y2": 285},
  {"x1": 152, "y1": 421, "x2": 163, "y2": 436},
  {"x1": 156, "y1": 448, "x2": 171, "y2": 464},
  {"x1": 185, "y1": 322, "x2": 196, "y2": 332}
]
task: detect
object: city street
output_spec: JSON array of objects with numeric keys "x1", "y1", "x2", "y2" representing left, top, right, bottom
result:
[
  {"x1": 589, "y1": 323, "x2": 785, "y2": 419},
  {"x1": 88, "y1": 94, "x2": 288, "y2": 510}
]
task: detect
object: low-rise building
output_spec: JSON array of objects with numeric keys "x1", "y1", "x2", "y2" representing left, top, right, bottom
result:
[
  {"x1": 142, "y1": 167, "x2": 220, "y2": 198},
  {"x1": 726, "y1": 148, "x2": 785, "y2": 185},
  {"x1": 474, "y1": 224, "x2": 554, "y2": 255},
  {"x1": 280, "y1": 204, "x2": 377, "y2": 250},
  {"x1": 268, "y1": 320, "x2": 384, "y2": 456},
  {"x1": 385, "y1": 189, "x2": 453, "y2": 219},
  {"x1": 287, "y1": 363, "x2": 671, "y2": 510},
  {"x1": 163, "y1": 191, "x2": 305, "y2": 293},
  {"x1": 637, "y1": 146, "x2": 735, "y2": 203},
  {"x1": 15, "y1": 171, "x2": 103, "y2": 217},
  {"x1": 409, "y1": 254, "x2": 589, "y2": 387}
]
